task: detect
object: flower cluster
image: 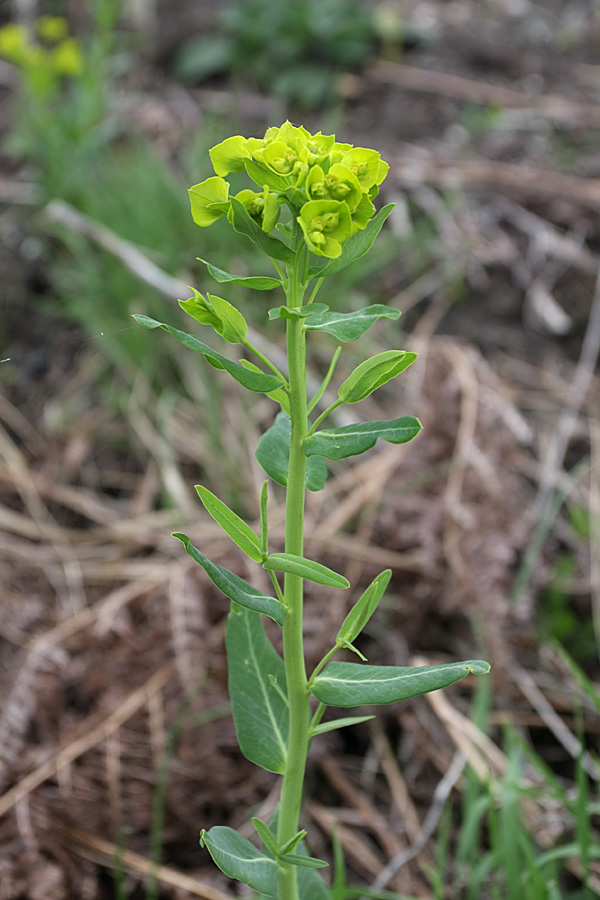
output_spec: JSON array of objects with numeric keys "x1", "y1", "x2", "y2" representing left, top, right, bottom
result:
[
  {"x1": 0, "y1": 16, "x2": 83, "y2": 97},
  {"x1": 188, "y1": 121, "x2": 389, "y2": 259}
]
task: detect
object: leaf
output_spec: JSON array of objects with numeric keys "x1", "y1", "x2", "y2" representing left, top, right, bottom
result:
[
  {"x1": 338, "y1": 350, "x2": 417, "y2": 404},
  {"x1": 195, "y1": 486, "x2": 262, "y2": 562},
  {"x1": 206, "y1": 293, "x2": 248, "y2": 343},
  {"x1": 230, "y1": 197, "x2": 294, "y2": 263},
  {"x1": 311, "y1": 715, "x2": 375, "y2": 736},
  {"x1": 252, "y1": 818, "x2": 280, "y2": 857},
  {"x1": 309, "y1": 204, "x2": 395, "y2": 278},
  {"x1": 283, "y1": 854, "x2": 329, "y2": 869},
  {"x1": 304, "y1": 417, "x2": 422, "y2": 461},
  {"x1": 268, "y1": 303, "x2": 329, "y2": 321},
  {"x1": 337, "y1": 570, "x2": 391, "y2": 645},
  {"x1": 304, "y1": 305, "x2": 401, "y2": 342},
  {"x1": 245, "y1": 158, "x2": 291, "y2": 193},
  {"x1": 200, "y1": 826, "x2": 280, "y2": 896},
  {"x1": 174, "y1": 533, "x2": 286, "y2": 626},
  {"x1": 311, "y1": 660, "x2": 491, "y2": 708},
  {"x1": 240, "y1": 360, "x2": 290, "y2": 416},
  {"x1": 198, "y1": 258, "x2": 282, "y2": 291},
  {"x1": 226, "y1": 605, "x2": 289, "y2": 773},
  {"x1": 256, "y1": 412, "x2": 328, "y2": 492},
  {"x1": 133, "y1": 316, "x2": 284, "y2": 394},
  {"x1": 259, "y1": 480, "x2": 269, "y2": 559},
  {"x1": 264, "y1": 553, "x2": 349, "y2": 589}
]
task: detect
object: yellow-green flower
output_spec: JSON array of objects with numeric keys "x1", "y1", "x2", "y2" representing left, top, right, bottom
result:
[
  {"x1": 209, "y1": 136, "x2": 251, "y2": 177},
  {"x1": 298, "y1": 199, "x2": 352, "y2": 258}
]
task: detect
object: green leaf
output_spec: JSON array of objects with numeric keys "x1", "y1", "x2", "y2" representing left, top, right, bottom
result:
[
  {"x1": 304, "y1": 417, "x2": 422, "y2": 461},
  {"x1": 198, "y1": 258, "x2": 282, "y2": 291},
  {"x1": 259, "y1": 480, "x2": 269, "y2": 560},
  {"x1": 339, "y1": 350, "x2": 417, "y2": 404},
  {"x1": 195, "y1": 486, "x2": 262, "y2": 562},
  {"x1": 337, "y1": 570, "x2": 391, "y2": 645},
  {"x1": 240, "y1": 360, "x2": 291, "y2": 416},
  {"x1": 226, "y1": 605, "x2": 289, "y2": 773},
  {"x1": 311, "y1": 660, "x2": 491, "y2": 707},
  {"x1": 133, "y1": 316, "x2": 284, "y2": 394},
  {"x1": 188, "y1": 176, "x2": 230, "y2": 227},
  {"x1": 200, "y1": 826, "x2": 280, "y2": 896},
  {"x1": 173, "y1": 533, "x2": 286, "y2": 626},
  {"x1": 264, "y1": 553, "x2": 349, "y2": 589},
  {"x1": 252, "y1": 818, "x2": 280, "y2": 857},
  {"x1": 304, "y1": 305, "x2": 401, "y2": 342},
  {"x1": 268, "y1": 303, "x2": 329, "y2": 321},
  {"x1": 282, "y1": 854, "x2": 329, "y2": 870},
  {"x1": 230, "y1": 197, "x2": 294, "y2": 263},
  {"x1": 311, "y1": 715, "x2": 375, "y2": 736},
  {"x1": 245, "y1": 158, "x2": 291, "y2": 193},
  {"x1": 256, "y1": 412, "x2": 328, "y2": 492},
  {"x1": 279, "y1": 831, "x2": 307, "y2": 857},
  {"x1": 309, "y1": 204, "x2": 395, "y2": 278},
  {"x1": 205, "y1": 293, "x2": 248, "y2": 343}
]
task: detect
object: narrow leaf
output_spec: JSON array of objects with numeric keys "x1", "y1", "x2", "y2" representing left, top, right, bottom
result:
[
  {"x1": 311, "y1": 660, "x2": 491, "y2": 707},
  {"x1": 279, "y1": 831, "x2": 307, "y2": 857},
  {"x1": 230, "y1": 197, "x2": 294, "y2": 263},
  {"x1": 174, "y1": 533, "x2": 286, "y2": 626},
  {"x1": 240, "y1": 360, "x2": 290, "y2": 416},
  {"x1": 133, "y1": 316, "x2": 284, "y2": 394},
  {"x1": 304, "y1": 417, "x2": 422, "y2": 461},
  {"x1": 311, "y1": 715, "x2": 375, "y2": 736},
  {"x1": 200, "y1": 826, "x2": 280, "y2": 896},
  {"x1": 282, "y1": 854, "x2": 329, "y2": 869},
  {"x1": 256, "y1": 411, "x2": 328, "y2": 492},
  {"x1": 310, "y1": 204, "x2": 395, "y2": 278},
  {"x1": 195, "y1": 486, "x2": 262, "y2": 562},
  {"x1": 337, "y1": 570, "x2": 392, "y2": 644},
  {"x1": 268, "y1": 303, "x2": 329, "y2": 320},
  {"x1": 264, "y1": 553, "x2": 349, "y2": 590},
  {"x1": 305, "y1": 305, "x2": 401, "y2": 342},
  {"x1": 259, "y1": 480, "x2": 269, "y2": 560},
  {"x1": 226, "y1": 605, "x2": 289, "y2": 773},
  {"x1": 199, "y1": 258, "x2": 282, "y2": 290},
  {"x1": 339, "y1": 350, "x2": 417, "y2": 404},
  {"x1": 252, "y1": 818, "x2": 280, "y2": 857}
]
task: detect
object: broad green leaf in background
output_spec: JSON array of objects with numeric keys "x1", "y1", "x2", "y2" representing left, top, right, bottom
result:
[
  {"x1": 226, "y1": 604, "x2": 289, "y2": 773},
  {"x1": 309, "y1": 203, "x2": 395, "y2": 278},
  {"x1": 198, "y1": 257, "x2": 282, "y2": 290},
  {"x1": 230, "y1": 197, "x2": 295, "y2": 263},
  {"x1": 264, "y1": 553, "x2": 350, "y2": 589},
  {"x1": 337, "y1": 570, "x2": 391, "y2": 645},
  {"x1": 256, "y1": 411, "x2": 328, "y2": 491},
  {"x1": 195, "y1": 486, "x2": 262, "y2": 562},
  {"x1": 173, "y1": 533, "x2": 286, "y2": 626},
  {"x1": 304, "y1": 305, "x2": 401, "y2": 342},
  {"x1": 338, "y1": 350, "x2": 417, "y2": 404},
  {"x1": 200, "y1": 826, "x2": 280, "y2": 896},
  {"x1": 133, "y1": 316, "x2": 284, "y2": 394},
  {"x1": 304, "y1": 416, "x2": 422, "y2": 461},
  {"x1": 311, "y1": 660, "x2": 491, "y2": 707}
]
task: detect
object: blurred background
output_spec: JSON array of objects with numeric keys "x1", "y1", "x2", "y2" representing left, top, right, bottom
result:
[{"x1": 1, "y1": 1, "x2": 600, "y2": 898}]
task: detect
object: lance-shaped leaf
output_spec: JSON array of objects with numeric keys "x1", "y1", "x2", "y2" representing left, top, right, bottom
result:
[
  {"x1": 309, "y1": 203, "x2": 395, "y2": 278},
  {"x1": 337, "y1": 570, "x2": 391, "y2": 645},
  {"x1": 195, "y1": 486, "x2": 262, "y2": 562},
  {"x1": 230, "y1": 197, "x2": 295, "y2": 263},
  {"x1": 200, "y1": 826, "x2": 280, "y2": 896},
  {"x1": 198, "y1": 258, "x2": 282, "y2": 291},
  {"x1": 174, "y1": 533, "x2": 286, "y2": 626},
  {"x1": 133, "y1": 316, "x2": 284, "y2": 394},
  {"x1": 304, "y1": 416, "x2": 422, "y2": 461},
  {"x1": 264, "y1": 553, "x2": 349, "y2": 589},
  {"x1": 256, "y1": 411, "x2": 328, "y2": 492},
  {"x1": 310, "y1": 715, "x2": 375, "y2": 737},
  {"x1": 339, "y1": 350, "x2": 417, "y2": 404},
  {"x1": 268, "y1": 303, "x2": 329, "y2": 321},
  {"x1": 226, "y1": 605, "x2": 289, "y2": 773},
  {"x1": 304, "y1": 305, "x2": 401, "y2": 342},
  {"x1": 311, "y1": 659, "x2": 491, "y2": 707}
]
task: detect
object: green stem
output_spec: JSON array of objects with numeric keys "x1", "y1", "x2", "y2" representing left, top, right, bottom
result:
[{"x1": 277, "y1": 236, "x2": 310, "y2": 900}]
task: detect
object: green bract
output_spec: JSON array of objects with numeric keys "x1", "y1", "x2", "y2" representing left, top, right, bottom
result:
[{"x1": 187, "y1": 120, "x2": 390, "y2": 260}]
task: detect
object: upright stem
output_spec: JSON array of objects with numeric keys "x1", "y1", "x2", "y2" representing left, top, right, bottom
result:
[{"x1": 277, "y1": 237, "x2": 311, "y2": 900}]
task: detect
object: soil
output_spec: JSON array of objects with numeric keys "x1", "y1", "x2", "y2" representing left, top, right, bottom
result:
[{"x1": 1, "y1": 1, "x2": 599, "y2": 898}]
